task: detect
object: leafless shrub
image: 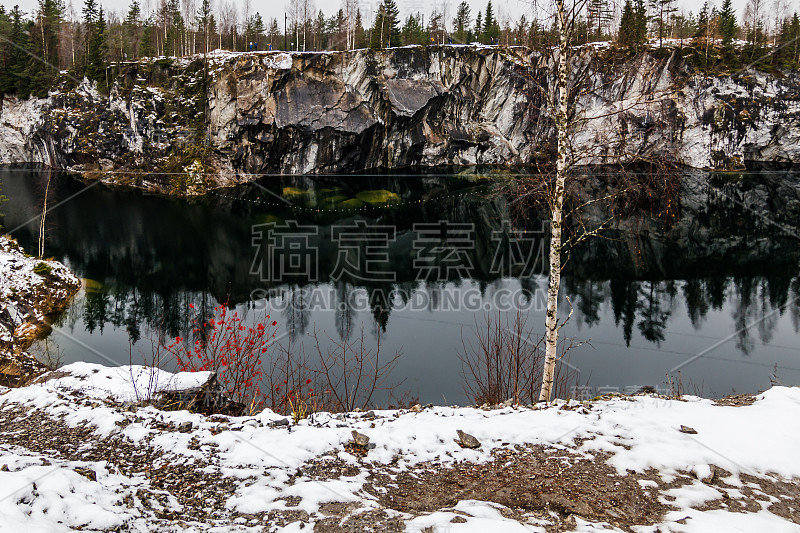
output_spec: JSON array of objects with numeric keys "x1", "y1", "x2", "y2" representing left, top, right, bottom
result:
[
  {"x1": 263, "y1": 333, "x2": 318, "y2": 416},
  {"x1": 666, "y1": 371, "x2": 708, "y2": 398},
  {"x1": 128, "y1": 336, "x2": 168, "y2": 404},
  {"x1": 459, "y1": 311, "x2": 581, "y2": 405},
  {"x1": 665, "y1": 371, "x2": 684, "y2": 398},
  {"x1": 769, "y1": 363, "x2": 785, "y2": 387},
  {"x1": 387, "y1": 389, "x2": 421, "y2": 410},
  {"x1": 311, "y1": 322, "x2": 403, "y2": 413}
]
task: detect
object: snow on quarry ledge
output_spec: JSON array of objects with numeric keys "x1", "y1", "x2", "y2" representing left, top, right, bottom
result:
[
  {"x1": 0, "y1": 237, "x2": 80, "y2": 353},
  {"x1": 1, "y1": 363, "x2": 798, "y2": 531}
]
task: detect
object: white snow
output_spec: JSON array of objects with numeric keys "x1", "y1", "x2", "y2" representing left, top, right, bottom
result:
[
  {"x1": 0, "y1": 237, "x2": 80, "y2": 347},
  {"x1": 40, "y1": 361, "x2": 212, "y2": 403},
  {"x1": 406, "y1": 500, "x2": 545, "y2": 532},
  {"x1": 1, "y1": 362, "x2": 799, "y2": 531},
  {"x1": 0, "y1": 446, "x2": 150, "y2": 532}
]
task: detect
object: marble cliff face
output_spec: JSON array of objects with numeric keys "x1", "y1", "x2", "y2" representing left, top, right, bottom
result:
[{"x1": 1, "y1": 46, "x2": 798, "y2": 194}]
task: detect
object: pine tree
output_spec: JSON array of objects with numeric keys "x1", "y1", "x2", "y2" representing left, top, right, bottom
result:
[
  {"x1": 515, "y1": 14, "x2": 527, "y2": 46},
  {"x1": 695, "y1": 2, "x2": 710, "y2": 38},
  {"x1": 618, "y1": 0, "x2": 637, "y2": 46},
  {"x1": 384, "y1": 0, "x2": 401, "y2": 47},
  {"x1": 268, "y1": 17, "x2": 280, "y2": 49},
  {"x1": 354, "y1": 9, "x2": 365, "y2": 48},
  {"x1": 246, "y1": 12, "x2": 264, "y2": 49},
  {"x1": 475, "y1": 11, "x2": 483, "y2": 41},
  {"x1": 28, "y1": 0, "x2": 62, "y2": 97},
  {"x1": 718, "y1": 0, "x2": 738, "y2": 45},
  {"x1": 164, "y1": 0, "x2": 184, "y2": 56},
  {"x1": 140, "y1": 16, "x2": 154, "y2": 57},
  {"x1": 401, "y1": 13, "x2": 426, "y2": 45},
  {"x1": 125, "y1": 0, "x2": 142, "y2": 59},
  {"x1": 453, "y1": 1, "x2": 471, "y2": 44},
  {"x1": 80, "y1": 0, "x2": 97, "y2": 75},
  {"x1": 85, "y1": 7, "x2": 107, "y2": 85},
  {"x1": 528, "y1": 18, "x2": 543, "y2": 48},
  {"x1": 484, "y1": 1, "x2": 500, "y2": 43},
  {"x1": 672, "y1": 12, "x2": 696, "y2": 45},
  {"x1": 0, "y1": 6, "x2": 11, "y2": 94},
  {"x1": 370, "y1": 0, "x2": 400, "y2": 49},
  {"x1": 6, "y1": 6, "x2": 31, "y2": 96},
  {"x1": 784, "y1": 13, "x2": 800, "y2": 64},
  {"x1": 312, "y1": 10, "x2": 325, "y2": 50},
  {"x1": 197, "y1": 0, "x2": 213, "y2": 55},
  {"x1": 634, "y1": 0, "x2": 648, "y2": 43},
  {"x1": 693, "y1": 1, "x2": 715, "y2": 61}
]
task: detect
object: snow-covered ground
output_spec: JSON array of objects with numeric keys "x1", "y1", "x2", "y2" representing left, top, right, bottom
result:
[
  {"x1": 0, "y1": 237, "x2": 80, "y2": 359},
  {"x1": 0, "y1": 362, "x2": 799, "y2": 532}
]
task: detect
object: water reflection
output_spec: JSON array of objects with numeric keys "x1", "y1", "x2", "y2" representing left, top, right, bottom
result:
[{"x1": 2, "y1": 167, "x2": 800, "y2": 401}]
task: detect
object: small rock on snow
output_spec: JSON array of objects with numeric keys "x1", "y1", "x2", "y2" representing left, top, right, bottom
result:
[
  {"x1": 73, "y1": 467, "x2": 97, "y2": 481},
  {"x1": 456, "y1": 430, "x2": 481, "y2": 449},
  {"x1": 351, "y1": 430, "x2": 370, "y2": 447}
]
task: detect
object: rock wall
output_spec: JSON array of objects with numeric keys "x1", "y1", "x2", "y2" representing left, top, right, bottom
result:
[
  {"x1": 1, "y1": 46, "x2": 800, "y2": 194},
  {"x1": 0, "y1": 237, "x2": 81, "y2": 386}
]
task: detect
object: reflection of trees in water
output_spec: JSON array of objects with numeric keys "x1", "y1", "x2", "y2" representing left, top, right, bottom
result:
[
  {"x1": 730, "y1": 275, "x2": 796, "y2": 353},
  {"x1": 791, "y1": 279, "x2": 800, "y2": 333},
  {"x1": 636, "y1": 281, "x2": 676, "y2": 345},
  {"x1": 562, "y1": 278, "x2": 607, "y2": 328},
  {"x1": 12, "y1": 169, "x2": 800, "y2": 357},
  {"x1": 731, "y1": 276, "x2": 759, "y2": 353},
  {"x1": 56, "y1": 272, "x2": 800, "y2": 357},
  {"x1": 683, "y1": 278, "x2": 711, "y2": 329},
  {"x1": 571, "y1": 275, "x2": 800, "y2": 350},
  {"x1": 334, "y1": 282, "x2": 357, "y2": 341},
  {"x1": 368, "y1": 288, "x2": 392, "y2": 332},
  {"x1": 68, "y1": 285, "x2": 214, "y2": 347},
  {"x1": 282, "y1": 287, "x2": 312, "y2": 341},
  {"x1": 610, "y1": 279, "x2": 638, "y2": 345}
]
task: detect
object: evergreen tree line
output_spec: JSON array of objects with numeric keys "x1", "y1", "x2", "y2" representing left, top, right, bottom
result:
[
  {"x1": 1, "y1": 0, "x2": 799, "y2": 99},
  {"x1": 617, "y1": 0, "x2": 800, "y2": 66}
]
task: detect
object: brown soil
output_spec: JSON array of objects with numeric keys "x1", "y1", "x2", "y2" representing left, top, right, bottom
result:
[
  {"x1": 1, "y1": 393, "x2": 798, "y2": 532},
  {"x1": 369, "y1": 447, "x2": 667, "y2": 530},
  {"x1": 713, "y1": 394, "x2": 758, "y2": 407}
]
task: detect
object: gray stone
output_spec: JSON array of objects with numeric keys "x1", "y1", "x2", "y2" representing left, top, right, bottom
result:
[
  {"x1": 73, "y1": 467, "x2": 97, "y2": 481},
  {"x1": 456, "y1": 430, "x2": 481, "y2": 449},
  {"x1": 351, "y1": 430, "x2": 370, "y2": 447}
]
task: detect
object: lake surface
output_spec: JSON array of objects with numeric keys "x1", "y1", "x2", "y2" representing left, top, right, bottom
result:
[{"x1": 2, "y1": 167, "x2": 799, "y2": 404}]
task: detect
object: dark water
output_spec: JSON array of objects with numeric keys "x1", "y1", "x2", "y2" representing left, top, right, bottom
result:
[{"x1": 2, "y1": 167, "x2": 799, "y2": 404}]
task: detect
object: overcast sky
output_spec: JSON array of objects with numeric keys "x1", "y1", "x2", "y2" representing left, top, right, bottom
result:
[{"x1": 3, "y1": 0, "x2": 757, "y2": 25}]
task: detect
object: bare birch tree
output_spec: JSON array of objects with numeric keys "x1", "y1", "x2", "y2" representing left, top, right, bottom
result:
[
  {"x1": 520, "y1": 0, "x2": 579, "y2": 403},
  {"x1": 342, "y1": 0, "x2": 358, "y2": 50},
  {"x1": 517, "y1": 0, "x2": 680, "y2": 401},
  {"x1": 218, "y1": 1, "x2": 238, "y2": 50},
  {"x1": 299, "y1": 0, "x2": 316, "y2": 51}
]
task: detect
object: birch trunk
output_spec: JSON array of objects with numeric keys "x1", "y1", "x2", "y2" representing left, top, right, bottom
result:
[
  {"x1": 38, "y1": 172, "x2": 52, "y2": 258},
  {"x1": 538, "y1": 0, "x2": 569, "y2": 403}
]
